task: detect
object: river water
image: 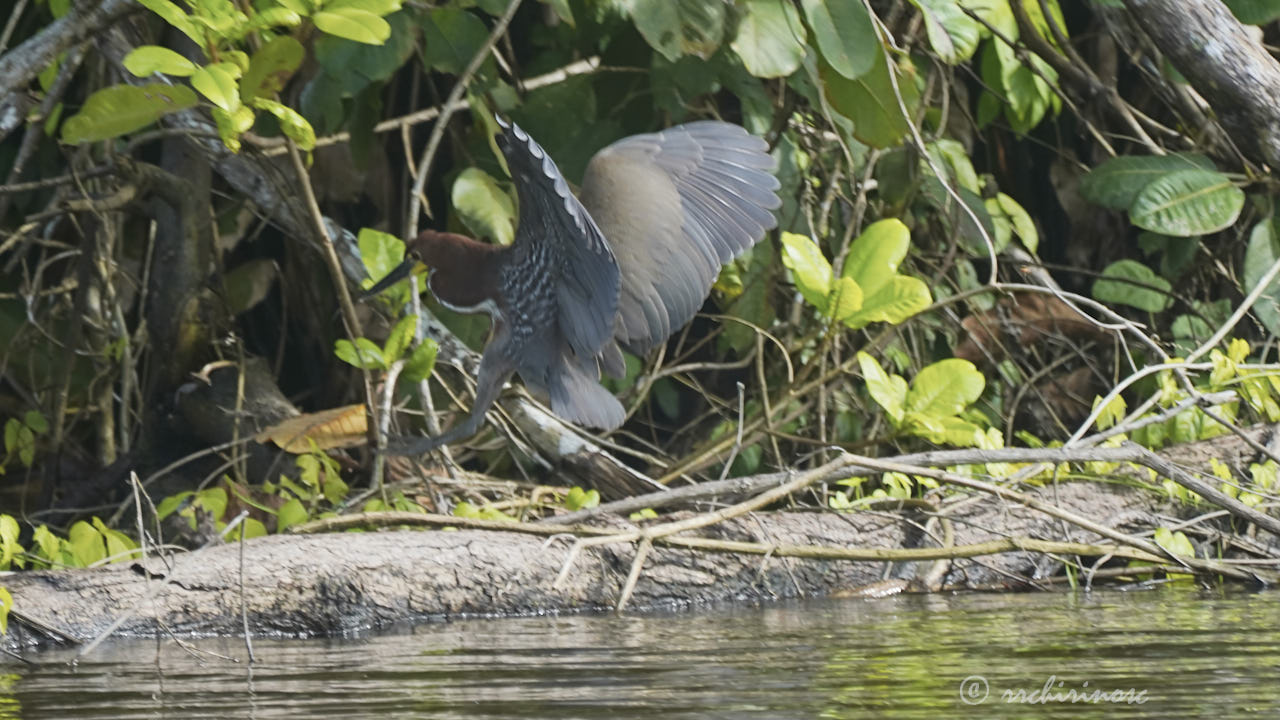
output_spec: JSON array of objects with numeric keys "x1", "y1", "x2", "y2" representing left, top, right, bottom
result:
[{"x1": 3, "y1": 587, "x2": 1277, "y2": 718}]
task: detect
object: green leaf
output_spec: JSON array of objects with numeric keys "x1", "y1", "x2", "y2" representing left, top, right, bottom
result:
[
  {"x1": 328, "y1": 0, "x2": 403, "y2": 15},
  {"x1": 156, "y1": 491, "x2": 193, "y2": 521},
  {"x1": 23, "y1": 410, "x2": 48, "y2": 434},
  {"x1": 1244, "y1": 217, "x2": 1280, "y2": 337},
  {"x1": 68, "y1": 521, "x2": 106, "y2": 567},
  {"x1": 335, "y1": 338, "x2": 388, "y2": 369},
  {"x1": 905, "y1": 358, "x2": 985, "y2": 418},
  {"x1": 384, "y1": 316, "x2": 416, "y2": 362},
  {"x1": 61, "y1": 84, "x2": 198, "y2": 144},
  {"x1": 800, "y1": 0, "x2": 875, "y2": 79},
  {"x1": 928, "y1": 139, "x2": 980, "y2": 194},
  {"x1": 195, "y1": 487, "x2": 229, "y2": 521},
  {"x1": 240, "y1": 518, "x2": 268, "y2": 539},
  {"x1": 420, "y1": 8, "x2": 490, "y2": 74},
  {"x1": 820, "y1": 47, "x2": 920, "y2": 148},
  {"x1": 191, "y1": 62, "x2": 243, "y2": 113},
  {"x1": 843, "y1": 275, "x2": 932, "y2": 330},
  {"x1": 358, "y1": 227, "x2": 406, "y2": 283},
  {"x1": 912, "y1": 0, "x2": 982, "y2": 63},
  {"x1": 1091, "y1": 259, "x2": 1173, "y2": 313},
  {"x1": 403, "y1": 337, "x2": 439, "y2": 384},
  {"x1": 313, "y1": 7, "x2": 391, "y2": 44},
  {"x1": 565, "y1": 487, "x2": 600, "y2": 511},
  {"x1": 842, "y1": 218, "x2": 910, "y2": 298},
  {"x1": 1079, "y1": 153, "x2": 1215, "y2": 210},
  {"x1": 250, "y1": 97, "x2": 316, "y2": 150},
  {"x1": 277, "y1": 498, "x2": 309, "y2": 532},
  {"x1": 123, "y1": 46, "x2": 198, "y2": 77},
  {"x1": 858, "y1": 351, "x2": 907, "y2": 423},
  {"x1": 452, "y1": 167, "x2": 515, "y2": 246},
  {"x1": 991, "y1": 192, "x2": 1037, "y2": 253},
  {"x1": 826, "y1": 276, "x2": 863, "y2": 322},
  {"x1": 136, "y1": 0, "x2": 203, "y2": 44},
  {"x1": 240, "y1": 36, "x2": 304, "y2": 100},
  {"x1": 32, "y1": 525, "x2": 67, "y2": 567},
  {"x1": 627, "y1": 0, "x2": 726, "y2": 62},
  {"x1": 731, "y1": 0, "x2": 806, "y2": 78},
  {"x1": 1129, "y1": 169, "x2": 1244, "y2": 237},
  {"x1": 0, "y1": 586, "x2": 11, "y2": 634},
  {"x1": 780, "y1": 232, "x2": 832, "y2": 312},
  {"x1": 0, "y1": 515, "x2": 21, "y2": 570},
  {"x1": 92, "y1": 517, "x2": 138, "y2": 561},
  {"x1": 1153, "y1": 526, "x2": 1196, "y2": 557},
  {"x1": 1224, "y1": 0, "x2": 1280, "y2": 24}
]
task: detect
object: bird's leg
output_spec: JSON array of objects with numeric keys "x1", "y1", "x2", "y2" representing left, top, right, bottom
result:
[{"x1": 380, "y1": 354, "x2": 514, "y2": 456}]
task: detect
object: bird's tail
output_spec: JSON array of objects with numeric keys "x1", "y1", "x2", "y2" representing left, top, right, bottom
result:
[{"x1": 549, "y1": 356, "x2": 625, "y2": 431}]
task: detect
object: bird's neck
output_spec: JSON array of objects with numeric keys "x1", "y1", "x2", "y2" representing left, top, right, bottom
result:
[{"x1": 415, "y1": 231, "x2": 506, "y2": 314}]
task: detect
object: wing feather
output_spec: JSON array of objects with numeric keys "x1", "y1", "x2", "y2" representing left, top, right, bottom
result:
[{"x1": 581, "y1": 121, "x2": 780, "y2": 356}]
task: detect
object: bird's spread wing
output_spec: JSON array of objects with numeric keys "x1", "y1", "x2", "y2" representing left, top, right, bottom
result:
[
  {"x1": 496, "y1": 117, "x2": 620, "y2": 362},
  {"x1": 579, "y1": 121, "x2": 781, "y2": 364}
]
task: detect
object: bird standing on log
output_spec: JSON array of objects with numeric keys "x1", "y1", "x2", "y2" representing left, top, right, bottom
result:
[{"x1": 368, "y1": 116, "x2": 781, "y2": 454}]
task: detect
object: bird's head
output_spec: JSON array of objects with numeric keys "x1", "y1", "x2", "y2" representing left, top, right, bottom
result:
[{"x1": 361, "y1": 230, "x2": 504, "y2": 313}]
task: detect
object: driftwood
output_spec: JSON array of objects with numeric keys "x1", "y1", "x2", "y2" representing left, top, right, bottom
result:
[{"x1": 0, "y1": 476, "x2": 1206, "y2": 655}]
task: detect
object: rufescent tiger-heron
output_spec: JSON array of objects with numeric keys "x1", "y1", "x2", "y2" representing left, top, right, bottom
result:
[{"x1": 368, "y1": 117, "x2": 781, "y2": 454}]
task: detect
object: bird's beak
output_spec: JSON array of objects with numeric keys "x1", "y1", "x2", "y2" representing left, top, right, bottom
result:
[{"x1": 360, "y1": 258, "x2": 425, "y2": 300}]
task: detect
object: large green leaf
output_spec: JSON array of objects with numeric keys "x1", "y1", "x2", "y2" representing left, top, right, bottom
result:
[
  {"x1": 420, "y1": 8, "x2": 489, "y2": 75},
  {"x1": 191, "y1": 62, "x2": 243, "y2": 113},
  {"x1": 123, "y1": 46, "x2": 198, "y2": 77},
  {"x1": 821, "y1": 47, "x2": 920, "y2": 148},
  {"x1": 843, "y1": 274, "x2": 932, "y2": 330},
  {"x1": 313, "y1": 7, "x2": 391, "y2": 44},
  {"x1": 136, "y1": 0, "x2": 203, "y2": 44},
  {"x1": 358, "y1": 227, "x2": 406, "y2": 283},
  {"x1": 826, "y1": 276, "x2": 863, "y2": 323},
  {"x1": 1244, "y1": 217, "x2": 1280, "y2": 337},
  {"x1": 61, "y1": 84, "x2": 198, "y2": 144},
  {"x1": 842, "y1": 218, "x2": 910, "y2": 298},
  {"x1": 913, "y1": 0, "x2": 982, "y2": 64},
  {"x1": 250, "y1": 97, "x2": 315, "y2": 150},
  {"x1": 240, "y1": 36, "x2": 304, "y2": 100},
  {"x1": 1079, "y1": 153, "x2": 1215, "y2": 210},
  {"x1": 1091, "y1": 259, "x2": 1172, "y2": 313},
  {"x1": 628, "y1": 0, "x2": 726, "y2": 62},
  {"x1": 904, "y1": 358, "x2": 985, "y2": 418},
  {"x1": 800, "y1": 0, "x2": 875, "y2": 79},
  {"x1": 452, "y1": 167, "x2": 515, "y2": 246},
  {"x1": 780, "y1": 232, "x2": 832, "y2": 312},
  {"x1": 731, "y1": 0, "x2": 806, "y2": 79},
  {"x1": 1129, "y1": 169, "x2": 1244, "y2": 237},
  {"x1": 858, "y1": 351, "x2": 907, "y2": 423}
]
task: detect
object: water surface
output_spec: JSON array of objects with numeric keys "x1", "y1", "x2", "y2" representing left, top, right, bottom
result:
[{"x1": 5, "y1": 587, "x2": 1277, "y2": 718}]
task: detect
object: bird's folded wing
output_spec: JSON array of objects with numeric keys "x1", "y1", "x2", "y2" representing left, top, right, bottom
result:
[
  {"x1": 496, "y1": 117, "x2": 620, "y2": 362},
  {"x1": 580, "y1": 121, "x2": 781, "y2": 358}
]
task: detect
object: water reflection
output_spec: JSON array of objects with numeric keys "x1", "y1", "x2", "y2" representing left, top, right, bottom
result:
[{"x1": 5, "y1": 588, "x2": 1279, "y2": 718}]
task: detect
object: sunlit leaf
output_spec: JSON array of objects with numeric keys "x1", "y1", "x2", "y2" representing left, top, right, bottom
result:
[
  {"x1": 240, "y1": 36, "x2": 305, "y2": 100},
  {"x1": 858, "y1": 351, "x2": 907, "y2": 423},
  {"x1": 912, "y1": 0, "x2": 982, "y2": 63},
  {"x1": 61, "y1": 84, "x2": 198, "y2": 144},
  {"x1": 452, "y1": 167, "x2": 515, "y2": 246},
  {"x1": 731, "y1": 0, "x2": 806, "y2": 78},
  {"x1": 780, "y1": 232, "x2": 832, "y2": 312},
  {"x1": 313, "y1": 7, "x2": 391, "y2": 44},
  {"x1": 191, "y1": 62, "x2": 243, "y2": 113},
  {"x1": 250, "y1": 97, "x2": 316, "y2": 150},
  {"x1": 123, "y1": 45, "x2": 198, "y2": 77},
  {"x1": 820, "y1": 47, "x2": 920, "y2": 148},
  {"x1": 904, "y1": 358, "x2": 985, "y2": 418},
  {"x1": 628, "y1": 0, "x2": 726, "y2": 62},
  {"x1": 255, "y1": 404, "x2": 369, "y2": 452},
  {"x1": 826, "y1": 276, "x2": 863, "y2": 322},
  {"x1": 843, "y1": 275, "x2": 932, "y2": 329},
  {"x1": 842, "y1": 218, "x2": 910, "y2": 298},
  {"x1": 136, "y1": 0, "x2": 203, "y2": 44}
]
